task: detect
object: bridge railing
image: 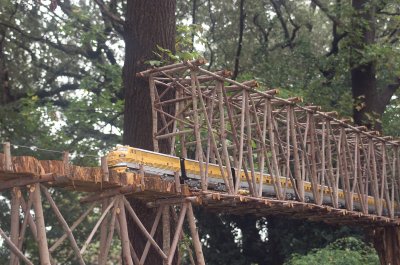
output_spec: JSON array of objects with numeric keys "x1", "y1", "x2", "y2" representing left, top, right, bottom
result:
[{"x1": 139, "y1": 59, "x2": 400, "y2": 218}]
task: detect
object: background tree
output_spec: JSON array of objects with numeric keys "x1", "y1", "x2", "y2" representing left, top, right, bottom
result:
[
  {"x1": 1, "y1": 0, "x2": 399, "y2": 264},
  {"x1": 122, "y1": 1, "x2": 177, "y2": 264}
]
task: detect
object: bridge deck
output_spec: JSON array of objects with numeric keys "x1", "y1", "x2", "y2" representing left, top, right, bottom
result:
[
  {"x1": 2, "y1": 60, "x2": 400, "y2": 265},
  {"x1": 0, "y1": 152, "x2": 398, "y2": 227}
]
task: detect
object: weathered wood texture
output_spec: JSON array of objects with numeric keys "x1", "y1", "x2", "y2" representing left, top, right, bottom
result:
[
  {"x1": 0, "y1": 153, "x2": 183, "y2": 195},
  {"x1": 142, "y1": 60, "x2": 400, "y2": 220},
  {"x1": 1, "y1": 61, "x2": 400, "y2": 264},
  {"x1": 372, "y1": 226, "x2": 400, "y2": 265}
]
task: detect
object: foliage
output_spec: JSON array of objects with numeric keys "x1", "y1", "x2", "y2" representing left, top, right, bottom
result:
[
  {"x1": 0, "y1": 0, "x2": 399, "y2": 264},
  {"x1": 147, "y1": 23, "x2": 204, "y2": 67},
  {"x1": 195, "y1": 209, "x2": 371, "y2": 265},
  {"x1": 285, "y1": 237, "x2": 379, "y2": 265},
  {"x1": 0, "y1": 0, "x2": 123, "y2": 157}
]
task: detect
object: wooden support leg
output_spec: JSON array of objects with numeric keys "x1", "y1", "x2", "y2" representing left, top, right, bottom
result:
[
  {"x1": 10, "y1": 187, "x2": 20, "y2": 265},
  {"x1": 117, "y1": 198, "x2": 134, "y2": 265},
  {"x1": 40, "y1": 185, "x2": 86, "y2": 265},
  {"x1": 31, "y1": 184, "x2": 51, "y2": 265},
  {"x1": 186, "y1": 203, "x2": 205, "y2": 265},
  {"x1": 15, "y1": 194, "x2": 33, "y2": 265},
  {"x1": 99, "y1": 203, "x2": 118, "y2": 265},
  {"x1": 99, "y1": 198, "x2": 109, "y2": 263},
  {"x1": 122, "y1": 197, "x2": 167, "y2": 261},
  {"x1": 167, "y1": 203, "x2": 188, "y2": 265},
  {"x1": 114, "y1": 216, "x2": 140, "y2": 265},
  {"x1": 162, "y1": 206, "x2": 171, "y2": 265},
  {"x1": 0, "y1": 226, "x2": 34, "y2": 265},
  {"x1": 139, "y1": 205, "x2": 163, "y2": 265},
  {"x1": 4, "y1": 142, "x2": 21, "y2": 265}
]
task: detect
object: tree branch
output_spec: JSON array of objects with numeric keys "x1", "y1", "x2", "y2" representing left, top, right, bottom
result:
[
  {"x1": 270, "y1": 0, "x2": 290, "y2": 42},
  {"x1": 232, "y1": 0, "x2": 246, "y2": 80},
  {"x1": 206, "y1": 0, "x2": 216, "y2": 70},
  {"x1": 310, "y1": 0, "x2": 343, "y2": 26},
  {"x1": 252, "y1": 13, "x2": 273, "y2": 46},
  {"x1": 380, "y1": 78, "x2": 400, "y2": 108},
  {"x1": 0, "y1": 21, "x2": 87, "y2": 56},
  {"x1": 93, "y1": 0, "x2": 125, "y2": 26}
]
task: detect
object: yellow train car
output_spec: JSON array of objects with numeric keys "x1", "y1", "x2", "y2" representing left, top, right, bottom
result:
[{"x1": 107, "y1": 145, "x2": 395, "y2": 215}]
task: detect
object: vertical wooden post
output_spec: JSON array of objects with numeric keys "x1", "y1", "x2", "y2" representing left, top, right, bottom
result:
[
  {"x1": 174, "y1": 172, "x2": 182, "y2": 193},
  {"x1": 308, "y1": 113, "x2": 321, "y2": 205},
  {"x1": 217, "y1": 81, "x2": 235, "y2": 193},
  {"x1": 319, "y1": 118, "x2": 326, "y2": 205},
  {"x1": 99, "y1": 204, "x2": 117, "y2": 265},
  {"x1": 289, "y1": 106, "x2": 304, "y2": 201},
  {"x1": 149, "y1": 75, "x2": 159, "y2": 152},
  {"x1": 393, "y1": 146, "x2": 399, "y2": 215},
  {"x1": 186, "y1": 203, "x2": 205, "y2": 265},
  {"x1": 167, "y1": 203, "x2": 188, "y2": 265},
  {"x1": 205, "y1": 89, "x2": 217, "y2": 184},
  {"x1": 244, "y1": 91, "x2": 258, "y2": 197},
  {"x1": 4, "y1": 142, "x2": 12, "y2": 171},
  {"x1": 170, "y1": 88, "x2": 179, "y2": 155},
  {"x1": 101, "y1": 156, "x2": 109, "y2": 183},
  {"x1": 5, "y1": 142, "x2": 20, "y2": 265},
  {"x1": 370, "y1": 139, "x2": 382, "y2": 215},
  {"x1": 162, "y1": 206, "x2": 171, "y2": 265},
  {"x1": 99, "y1": 157, "x2": 109, "y2": 263},
  {"x1": 196, "y1": 79, "x2": 231, "y2": 193},
  {"x1": 381, "y1": 142, "x2": 393, "y2": 218},
  {"x1": 40, "y1": 185, "x2": 86, "y2": 265},
  {"x1": 31, "y1": 184, "x2": 51, "y2": 265},
  {"x1": 117, "y1": 198, "x2": 134, "y2": 265},
  {"x1": 179, "y1": 87, "x2": 188, "y2": 158},
  {"x1": 98, "y1": 198, "x2": 109, "y2": 263},
  {"x1": 267, "y1": 100, "x2": 284, "y2": 199},
  {"x1": 16, "y1": 196, "x2": 33, "y2": 263},
  {"x1": 190, "y1": 70, "x2": 206, "y2": 190},
  {"x1": 63, "y1": 151, "x2": 70, "y2": 176}
]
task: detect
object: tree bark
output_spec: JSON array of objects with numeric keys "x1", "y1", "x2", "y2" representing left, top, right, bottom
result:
[
  {"x1": 232, "y1": 0, "x2": 245, "y2": 80},
  {"x1": 351, "y1": 0, "x2": 379, "y2": 130},
  {"x1": 351, "y1": 3, "x2": 400, "y2": 264},
  {"x1": 123, "y1": 0, "x2": 176, "y2": 151},
  {"x1": 371, "y1": 226, "x2": 400, "y2": 265},
  {"x1": 122, "y1": 1, "x2": 176, "y2": 264},
  {"x1": 350, "y1": 0, "x2": 399, "y2": 131},
  {"x1": 0, "y1": 26, "x2": 11, "y2": 104}
]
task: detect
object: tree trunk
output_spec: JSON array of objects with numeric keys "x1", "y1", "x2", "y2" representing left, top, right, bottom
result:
[
  {"x1": 123, "y1": 0, "x2": 176, "y2": 150},
  {"x1": 351, "y1": 3, "x2": 400, "y2": 264},
  {"x1": 0, "y1": 26, "x2": 11, "y2": 104},
  {"x1": 371, "y1": 227, "x2": 400, "y2": 265},
  {"x1": 122, "y1": 1, "x2": 176, "y2": 264},
  {"x1": 351, "y1": 0, "x2": 380, "y2": 130},
  {"x1": 350, "y1": 0, "x2": 399, "y2": 132}
]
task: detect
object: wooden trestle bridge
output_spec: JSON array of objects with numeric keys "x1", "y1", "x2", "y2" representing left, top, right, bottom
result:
[{"x1": 1, "y1": 59, "x2": 399, "y2": 264}]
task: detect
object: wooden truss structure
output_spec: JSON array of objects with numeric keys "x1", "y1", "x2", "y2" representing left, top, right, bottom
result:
[
  {"x1": 0, "y1": 59, "x2": 399, "y2": 264},
  {"x1": 0, "y1": 143, "x2": 205, "y2": 265},
  {"x1": 142, "y1": 59, "x2": 400, "y2": 218}
]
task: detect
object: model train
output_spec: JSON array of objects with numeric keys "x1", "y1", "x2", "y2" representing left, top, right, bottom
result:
[{"x1": 107, "y1": 145, "x2": 395, "y2": 215}]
